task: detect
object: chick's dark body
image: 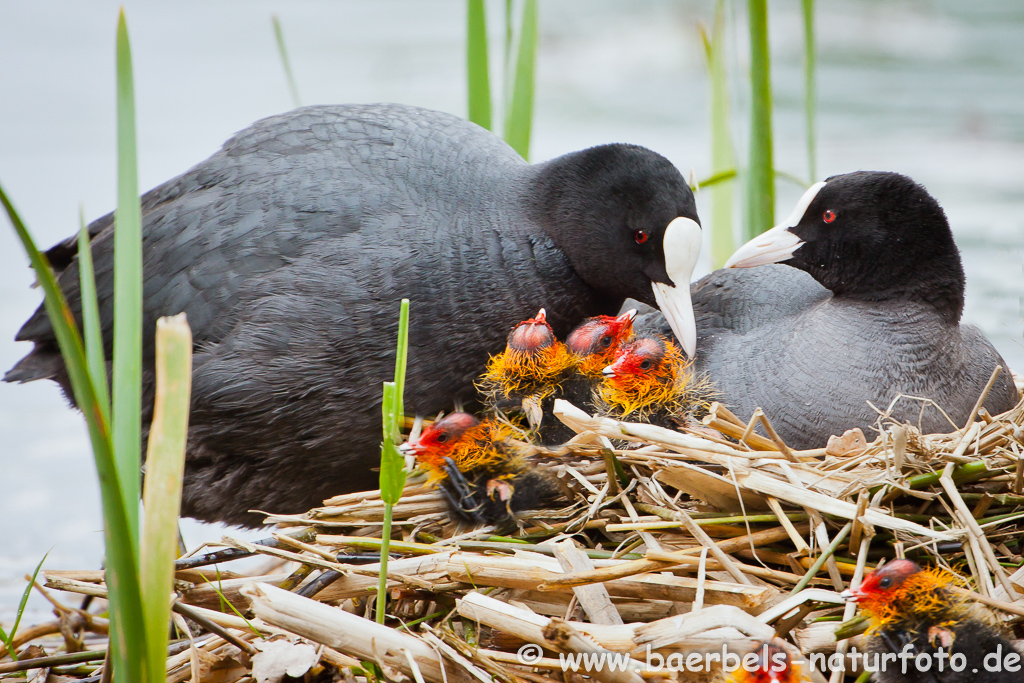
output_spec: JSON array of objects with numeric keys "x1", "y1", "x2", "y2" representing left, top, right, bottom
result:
[
  {"x1": 868, "y1": 619, "x2": 1021, "y2": 683},
  {"x1": 7, "y1": 104, "x2": 697, "y2": 526}
]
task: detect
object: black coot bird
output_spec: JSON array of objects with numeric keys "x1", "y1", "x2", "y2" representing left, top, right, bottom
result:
[
  {"x1": 640, "y1": 171, "x2": 1018, "y2": 449},
  {"x1": 5, "y1": 104, "x2": 702, "y2": 527}
]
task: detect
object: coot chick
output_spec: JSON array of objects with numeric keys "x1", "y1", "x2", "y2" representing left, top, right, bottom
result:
[
  {"x1": 537, "y1": 308, "x2": 638, "y2": 444},
  {"x1": 4, "y1": 104, "x2": 702, "y2": 527},
  {"x1": 642, "y1": 171, "x2": 1018, "y2": 449},
  {"x1": 565, "y1": 309, "x2": 638, "y2": 376},
  {"x1": 399, "y1": 412, "x2": 564, "y2": 525},
  {"x1": 842, "y1": 559, "x2": 1020, "y2": 683},
  {"x1": 476, "y1": 308, "x2": 575, "y2": 428},
  {"x1": 596, "y1": 335, "x2": 714, "y2": 430}
]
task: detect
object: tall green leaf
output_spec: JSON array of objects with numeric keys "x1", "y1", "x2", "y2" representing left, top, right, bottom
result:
[
  {"x1": 113, "y1": 8, "x2": 143, "y2": 540},
  {"x1": 141, "y1": 314, "x2": 192, "y2": 683},
  {"x1": 701, "y1": 0, "x2": 736, "y2": 269},
  {"x1": 79, "y1": 207, "x2": 110, "y2": 417},
  {"x1": 745, "y1": 0, "x2": 774, "y2": 239},
  {"x1": 504, "y1": 0, "x2": 537, "y2": 160},
  {"x1": 377, "y1": 300, "x2": 411, "y2": 623},
  {"x1": 802, "y1": 0, "x2": 817, "y2": 182},
  {"x1": 466, "y1": 0, "x2": 492, "y2": 130},
  {"x1": 272, "y1": 15, "x2": 302, "y2": 108},
  {"x1": 0, "y1": 185, "x2": 145, "y2": 683}
]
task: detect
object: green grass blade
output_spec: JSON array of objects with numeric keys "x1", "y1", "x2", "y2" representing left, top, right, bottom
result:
[
  {"x1": 802, "y1": 0, "x2": 817, "y2": 182},
  {"x1": 2, "y1": 551, "x2": 49, "y2": 660},
  {"x1": 140, "y1": 314, "x2": 192, "y2": 683},
  {"x1": 693, "y1": 169, "x2": 737, "y2": 191},
  {"x1": 379, "y1": 382, "x2": 404, "y2": 505},
  {"x1": 504, "y1": 0, "x2": 537, "y2": 160},
  {"x1": 745, "y1": 0, "x2": 774, "y2": 239},
  {"x1": 377, "y1": 381, "x2": 400, "y2": 623},
  {"x1": 378, "y1": 300, "x2": 410, "y2": 622},
  {"x1": 466, "y1": 0, "x2": 491, "y2": 130},
  {"x1": 376, "y1": 502, "x2": 393, "y2": 624},
  {"x1": 113, "y1": 8, "x2": 143, "y2": 541},
  {"x1": 79, "y1": 207, "x2": 110, "y2": 419},
  {"x1": 393, "y1": 299, "x2": 409, "y2": 429},
  {"x1": 271, "y1": 15, "x2": 301, "y2": 108},
  {"x1": 702, "y1": 0, "x2": 736, "y2": 269},
  {"x1": 0, "y1": 184, "x2": 145, "y2": 683}
]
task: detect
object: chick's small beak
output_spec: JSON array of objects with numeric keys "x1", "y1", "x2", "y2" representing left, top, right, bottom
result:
[
  {"x1": 840, "y1": 587, "x2": 864, "y2": 603},
  {"x1": 618, "y1": 309, "x2": 638, "y2": 324},
  {"x1": 601, "y1": 363, "x2": 617, "y2": 377},
  {"x1": 398, "y1": 441, "x2": 419, "y2": 456},
  {"x1": 652, "y1": 217, "x2": 701, "y2": 358},
  {"x1": 724, "y1": 181, "x2": 825, "y2": 269}
]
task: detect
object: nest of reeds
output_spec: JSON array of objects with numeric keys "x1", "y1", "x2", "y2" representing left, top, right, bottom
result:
[{"x1": 5, "y1": 373, "x2": 1024, "y2": 683}]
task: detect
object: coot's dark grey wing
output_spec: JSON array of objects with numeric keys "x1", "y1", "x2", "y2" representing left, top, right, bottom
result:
[
  {"x1": 8, "y1": 104, "x2": 523, "y2": 379},
  {"x1": 690, "y1": 264, "x2": 829, "y2": 337},
  {"x1": 634, "y1": 264, "x2": 829, "y2": 358},
  {"x1": 951, "y1": 323, "x2": 1020, "y2": 416},
  {"x1": 5, "y1": 103, "x2": 612, "y2": 526}
]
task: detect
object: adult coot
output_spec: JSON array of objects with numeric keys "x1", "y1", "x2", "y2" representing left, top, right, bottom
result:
[
  {"x1": 5, "y1": 104, "x2": 702, "y2": 527},
  {"x1": 641, "y1": 171, "x2": 1018, "y2": 448}
]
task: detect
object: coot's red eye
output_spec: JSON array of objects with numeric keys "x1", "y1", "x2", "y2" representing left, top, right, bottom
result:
[
  {"x1": 634, "y1": 230, "x2": 649, "y2": 244},
  {"x1": 823, "y1": 209, "x2": 837, "y2": 223}
]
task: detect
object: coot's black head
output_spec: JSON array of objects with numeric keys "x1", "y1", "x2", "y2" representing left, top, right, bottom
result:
[
  {"x1": 725, "y1": 171, "x2": 965, "y2": 323},
  {"x1": 532, "y1": 144, "x2": 701, "y2": 356}
]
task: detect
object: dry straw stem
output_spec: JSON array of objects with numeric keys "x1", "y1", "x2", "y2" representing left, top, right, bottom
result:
[{"x1": 243, "y1": 582, "x2": 477, "y2": 683}]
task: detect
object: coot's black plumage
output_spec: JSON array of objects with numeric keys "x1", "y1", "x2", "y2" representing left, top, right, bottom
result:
[
  {"x1": 640, "y1": 171, "x2": 1018, "y2": 448},
  {"x1": 5, "y1": 104, "x2": 703, "y2": 527}
]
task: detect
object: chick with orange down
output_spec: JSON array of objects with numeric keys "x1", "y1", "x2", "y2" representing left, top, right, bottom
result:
[
  {"x1": 476, "y1": 308, "x2": 575, "y2": 429},
  {"x1": 399, "y1": 412, "x2": 563, "y2": 525},
  {"x1": 597, "y1": 334, "x2": 715, "y2": 430},
  {"x1": 842, "y1": 559, "x2": 1021, "y2": 683},
  {"x1": 478, "y1": 308, "x2": 637, "y2": 443}
]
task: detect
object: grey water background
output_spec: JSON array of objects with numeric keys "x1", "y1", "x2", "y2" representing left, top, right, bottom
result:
[{"x1": 1, "y1": 0, "x2": 1022, "y2": 624}]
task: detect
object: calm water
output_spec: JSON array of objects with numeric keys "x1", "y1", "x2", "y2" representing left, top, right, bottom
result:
[{"x1": 1, "y1": 0, "x2": 1022, "y2": 623}]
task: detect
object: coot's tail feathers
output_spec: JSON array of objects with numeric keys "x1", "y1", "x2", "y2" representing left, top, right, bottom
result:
[{"x1": 4, "y1": 347, "x2": 63, "y2": 384}]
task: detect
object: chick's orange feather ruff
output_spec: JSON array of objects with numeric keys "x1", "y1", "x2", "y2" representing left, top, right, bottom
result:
[
  {"x1": 859, "y1": 566, "x2": 963, "y2": 634},
  {"x1": 598, "y1": 342, "x2": 713, "y2": 420},
  {"x1": 574, "y1": 350, "x2": 617, "y2": 377},
  {"x1": 478, "y1": 343, "x2": 576, "y2": 400},
  {"x1": 416, "y1": 420, "x2": 520, "y2": 483}
]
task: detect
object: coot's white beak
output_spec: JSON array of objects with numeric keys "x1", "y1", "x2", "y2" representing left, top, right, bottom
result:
[
  {"x1": 651, "y1": 217, "x2": 701, "y2": 358},
  {"x1": 724, "y1": 181, "x2": 826, "y2": 268}
]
